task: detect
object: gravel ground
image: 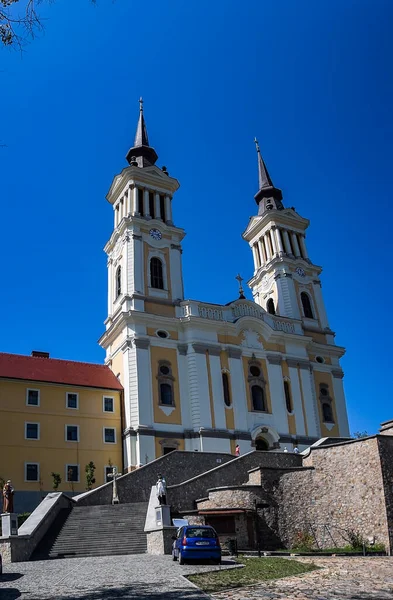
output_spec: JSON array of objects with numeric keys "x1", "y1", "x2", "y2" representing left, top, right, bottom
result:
[{"x1": 0, "y1": 554, "x2": 237, "y2": 600}]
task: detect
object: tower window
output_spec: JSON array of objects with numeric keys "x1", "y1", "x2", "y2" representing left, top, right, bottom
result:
[
  {"x1": 157, "y1": 361, "x2": 175, "y2": 406},
  {"x1": 300, "y1": 292, "x2": 314, "y2": 318},
  {"x1": 137, "y1": 188, "x2": 144, "y2": 216},
  {"x1": 284, "y1": 380, "x2": 293, "y2": 413},
  {"x1": 222, "y1": 372, "x2": 231, "y2": 407},
  {"x1": 251, "y1": 385, "x2": 266, "y2": 412},
  {"x1": 160, "y1": 195, "x2": 166, "y2": 221},
  {"x1": 266, "y1": 298, "x2": 276, "y2": 315},
  {"x1": 150, "y1": 257, "x2": 164, "y2": 289},
  {"x1": 116, "y1": 266, "x2": 122, "y2": 298},
  {"x1": 322, "y1": 403, "x2": 334, "y2": 423},
  {"x1": 149, "y1": 191, "x2": 155, "y2": 218},
  {"x1": 249, "y1": 365, "x2": 261, "y2": 377}
]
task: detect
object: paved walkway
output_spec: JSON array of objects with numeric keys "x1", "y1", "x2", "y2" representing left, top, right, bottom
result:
[
  {"x1": 0, "y1": 554, "x2": 233, "y2": 599},
  {"x1": 211, "y1": 557, "x2": 393, "y2": 600}
]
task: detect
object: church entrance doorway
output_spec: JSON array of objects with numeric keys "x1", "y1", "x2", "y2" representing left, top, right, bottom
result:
[{"x1": 255, "y1": 437, "x2": 269, "y2": 451}]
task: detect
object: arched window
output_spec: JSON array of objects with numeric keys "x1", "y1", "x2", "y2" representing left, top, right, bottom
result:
[
  {"x1": 157, "y1": 361, "x2": 175, "y2": 406},
  {"x1": 251, "y1": 385, "x2": 266, "y2": 411},
  {"x1": 322, "y1": 403, "x2": 334, "y2": 423},
  {"x1": 284, "y1": 380, "x2": 293, "y2": 412},
  {"x1": 150, "y1": 257, "x2": 164, "y2": 289},
  {"x1": 115, "y1": 266, "x2": 122, "y2": 298},
  {"x1": 301, "y1": 292, "x2": 314, "y2": 319},
  {"x1": 160, "y1": 383, "x2": 173, "y2": 406},
  {"x1": 222, "y1": 372, "x2": 231, "y2": 407},
  {"x1": 255, "y1": 437, "x2": 269, "y2": 451},
  {"x1": 266, "y1": 298, "x2": 276, "y2": 315}
]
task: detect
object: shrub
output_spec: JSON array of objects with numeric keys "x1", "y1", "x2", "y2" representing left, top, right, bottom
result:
[{"x1": 291, "y1": 530, "x2": 315, "y2": 552}]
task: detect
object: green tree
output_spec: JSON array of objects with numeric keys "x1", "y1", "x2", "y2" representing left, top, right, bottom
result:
[
  {"x1": 353, "y1": 431, "x2": 369, "y2": 439},
  {"x1": 85, "y1": 461, "x2": 96, "y2": 491},
  {"x1": 51, "y1": 472, "x2": 61, "y2": 491}
]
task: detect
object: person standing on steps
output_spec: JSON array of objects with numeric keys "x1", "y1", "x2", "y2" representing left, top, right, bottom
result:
[
  {"x1": 3, "y1": 480, "x2": 14, "y2": 513},
  {"x1": 235, "y1": 444, "x2": 240, "y2": 457},
  {"x1": 156, "y1": 474, "x2": 167, "y2": 505},
  {"x1": 293, "y1": 446, "x2": 300, "y2": 454}
]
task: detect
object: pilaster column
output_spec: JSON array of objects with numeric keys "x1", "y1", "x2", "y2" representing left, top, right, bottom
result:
[
  {"x1": 264, "y1": 235, "x2": 272, "y2": 260},
  {"x1": 258, "y1": 239, "x2": 267, "y2": 264},
  {"x1": 270, "y1": 229, "x2": 278, "y2": 255},
  {"x1": 228, "y1": 351, "x2": 248, "y2": 431},
  {"x1": 165, "y1": 195, "x2": 172, "y2": 224},
  {"x1": 143, "y1": 189, "x2": 150, "y2": 218},
  {"x1": 107, "y1": 259, "x2": 113, "y2": 314},
  {"x1": 312, "y1": 280, "x2": 329, "y2": 328},
  {"x1": 299, "y1": 235, "x2": 308, "y2": 260},
  {"x1": 291, "y1": 233, "x2": 301, "y2": 257},
  {"x1": 275, "y1": 228, "x2": 284, "y2": 253},
  {"x1": 133, "y1": 186, "x2": 138, "y2": 215},
  {"x1": 266, "y1": 356, "x2": 288, "y2": 433},
  {"x1": 154, "y1": 193, "x2": 161, "y2": 220},
  {"x1": 332, "y1": 371, "x2": 350, "y2": 437},
  {"x1": 252, "y1": 244, "x2": 259, "y2": 269},
  {"x1": 282, "y1": 230, "x2": 292, "y2": 254},
  {"x1": 127, "y1": 186, "x2": 133, "y2": 215}
]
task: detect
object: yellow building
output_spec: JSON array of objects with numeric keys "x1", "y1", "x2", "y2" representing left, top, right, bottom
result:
[{"x1": 0, "y1": 350, "x2": 123, "y2": 512}]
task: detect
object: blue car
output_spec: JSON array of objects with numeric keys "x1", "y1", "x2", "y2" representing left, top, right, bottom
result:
[{"x1": 172, "y1": 525, "x2": 221, "y2": 565}]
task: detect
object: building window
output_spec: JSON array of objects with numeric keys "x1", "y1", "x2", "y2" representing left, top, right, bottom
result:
[
  {"x1": 150, "y1": 257, "x2": 164, "y2": 289},
  {"x1": 26, "y1": 389, "x2": 40, "y2": 406},
  {"x1": 25, "y1": 463, "x2": 39, "y2": 482},
  {"x1": 163, "y1": 446, "x2": 176, "y2": 455},
  {"x1": 157, "y1": 361, "x2": 175, "y2": 406},
  {"x1": 251, "y1": 385, "x2": 266, "y2": 411},
  {"x1": 160, "y1": 195, "x2": 165, "y2": 221},
  {"x1": 66, "y1": 464, "x2": 79, "y2": 483},
  {"x1": 105, "y1": 466, "x2": 117, "y2": 483},
  {"x1": 322, "y1": 403, "x2": 334, "y2": 423},
  {"x1": 25, "y1": 422, "x2": 40, "y2": 440},
  {"x1": 66, "y1": 392, "x2": 79, "y2": 409},
  {"x1": 104, "y1": 427, "x2": 116, "y2": 443},
  {"x1": 137, "y1": 188, "x2": 144, "y2": 216},
  {"x1": 149, "y1": 191, "x2": 155, "y2": 218},
  {"x1": 116, "y1": 265, "x2": 122, "y2": 298},
  {"x1": 319, "y1": 383, "x2": 334, "y2": 423},
  {"x1": 222, "y1": 372, "x2": 231, "y2": 407},
  {"x1": 156, "y1": 330, "x2": 169, "y2": 338},
  {"x1": 266, "y1": 298, "x2": 276, "y2": 315},
  {"x1": 301, "y1": 292, "x2": 314, "y2": 319},
  {"x1": 66, "y1": 425, "x2": 79, "y2": 442},
  {"x1": 103, "y1": 396, "x2": 114, "y2": 413},
  {"x1": 284, "y1": 381, "x2": 293, "y2": 413}
]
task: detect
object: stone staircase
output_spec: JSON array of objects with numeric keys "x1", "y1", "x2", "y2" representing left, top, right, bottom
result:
[{"x1": 32, "y1": 502, "x2": 148, "y2": 559}]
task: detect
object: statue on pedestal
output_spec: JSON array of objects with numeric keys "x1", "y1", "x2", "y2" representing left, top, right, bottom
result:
[
  {"x1": 156, "y1": 474, "x2": 167, "y2": 505},
  {"x1": 3, "y1": 480, "x2": 14, "y2": 513}
]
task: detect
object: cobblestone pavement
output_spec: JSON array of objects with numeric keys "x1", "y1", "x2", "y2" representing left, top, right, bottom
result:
[
  {"x1": 211, "y1": 557, "x2": 393, "y2": 600},
  {"x1": 0, "y1": 554, "x2": 237, "y2": 600}
]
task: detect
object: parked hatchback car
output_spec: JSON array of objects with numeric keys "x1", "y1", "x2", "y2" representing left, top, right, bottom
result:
[
  {"x1": 0, "y1": 552, "x2": 2, "y2": 577},
  {"x1": 172, "y1": 525, "x2": 221, "y2": 565}
]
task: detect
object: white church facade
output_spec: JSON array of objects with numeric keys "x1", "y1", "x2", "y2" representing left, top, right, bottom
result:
[{"x1": 99, "y1": 101, "x2": 350, "y2": 470}]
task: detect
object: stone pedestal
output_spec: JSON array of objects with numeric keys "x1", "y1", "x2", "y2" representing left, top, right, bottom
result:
[
  {"x1": 146, "y1": 527, "x2": 177, "y2": 555},
  {"x1": 154, "y1": 504, "x2": 171, "y2": 527},
  {"x1": 1, "y1": 513, "x2": 18, "y2": 537}
]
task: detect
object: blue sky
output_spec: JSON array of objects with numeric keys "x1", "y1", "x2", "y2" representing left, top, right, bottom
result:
[{"x1": 1, "y1": 0, "x2": 392, "y2": 435}]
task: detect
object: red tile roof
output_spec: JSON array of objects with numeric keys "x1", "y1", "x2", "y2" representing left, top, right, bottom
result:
[{"x1": 0, "y1": 352, "x2": 123, "y2": 391}]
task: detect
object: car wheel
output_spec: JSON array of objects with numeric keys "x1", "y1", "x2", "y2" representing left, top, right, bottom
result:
[
  {"x1": 172, "y1": 551, "x2": 177, "y2": 561},
  {"x1": 179, "y1": 551, "x2": 185, "y2": 565}
]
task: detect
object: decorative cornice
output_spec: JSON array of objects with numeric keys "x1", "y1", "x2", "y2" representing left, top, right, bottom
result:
[
  {"x1": 178, "y1": 344, "x2": 188, "y2": 356},
  {"x1": 267, "y1": 354, "x2": 282, "y2": 365},
  {"x1": 132, "y1": 234, "x2": 143, "y2": 241},
  {"x1": 227, "y1": 347, "x2": 242, "y2": 359},
  {"x1": 192, "y1": 343, "x2": 221, "y2": 356},
  {"x1": 170, "y1": 243, "x2": 182, "y2": 251},
  {"x1": 121, "y1": 337, "x2": 133, "y2": 352},
  {"x1": 134, "y1": 338, "x2": 150, "y2": 349},
  {"x1": 283, "y1": 272, "x2": 293, "y2": 278},
  {"x1": 286, "y1": 358, "x2": 311, "y2": 370},
  {"x1": 332, "y1": 369, "x2": 344, "y2": 379}
]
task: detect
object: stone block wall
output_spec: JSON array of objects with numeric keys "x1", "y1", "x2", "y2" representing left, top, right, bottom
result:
[
  {"x1": 277, "y1": 437, "x2": 391, "y2": 551},
  {"x1": 197, "y1": 486, "x2": 265, "y2": 510},
  {"x1": 377, "y1": 435, "x2": 393, "y2": 552}
]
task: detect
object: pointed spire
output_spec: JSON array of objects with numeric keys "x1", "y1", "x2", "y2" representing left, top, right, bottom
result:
[
  {"x1": 126, "y1": 98, "x2": 158, "y2": 168},
  {"x1": 253, "y1": 138, "x2": 283, "y2": 214}
]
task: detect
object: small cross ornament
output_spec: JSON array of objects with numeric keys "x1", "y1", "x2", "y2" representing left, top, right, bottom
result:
[
  {"x1": 235, "y1": 273, "x2": 246, "y2": 299},
  {"x1": 107, "y1": 466, "x2": 120, "y2": 505}
]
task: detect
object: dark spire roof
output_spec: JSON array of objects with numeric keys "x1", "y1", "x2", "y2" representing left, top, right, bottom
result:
[
  {"x1": 254, "y1": 138, "x2": 284, "y2": 215},
  {"x1": 126, "y1": 98, "x2": 158, "y2": 168}
]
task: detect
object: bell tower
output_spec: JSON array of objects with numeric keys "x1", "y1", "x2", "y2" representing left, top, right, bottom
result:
[{"x1": 243, "y1": 140, "x2": 330, "y2": 332}]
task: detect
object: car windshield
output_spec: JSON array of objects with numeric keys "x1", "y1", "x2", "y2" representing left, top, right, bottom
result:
[{"x1": 186, "y1": 528, "x2": 216, "y2": 538}]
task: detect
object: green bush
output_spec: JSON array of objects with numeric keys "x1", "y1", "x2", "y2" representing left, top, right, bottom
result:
[{"x1": 291, "y1": 530, "x2": 315, "y2": 552}]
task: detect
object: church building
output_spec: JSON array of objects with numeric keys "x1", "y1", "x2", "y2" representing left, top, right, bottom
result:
[{"x1": 100, "y1": 100, "x2": 350, "y2": 471}]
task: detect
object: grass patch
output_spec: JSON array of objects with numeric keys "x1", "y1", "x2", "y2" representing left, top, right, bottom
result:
[{"x1": 187, "y1": 556, "x2": 318, "y2": 593}]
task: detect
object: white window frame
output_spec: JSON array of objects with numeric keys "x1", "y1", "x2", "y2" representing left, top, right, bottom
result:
[
  {"x1": 25, "y1": 422, "x2": 40, "y2": 440},
  {"x1": 104, "y1": 465, "x2": 118, "y2": 483},
  {"x1": 65, "y1": 424, "x2": 80, "y2": 443},
  {"x1": 103, "y1": 396, "x2": 115, "y2": 413},
  {"x1": 65, "y1": 464, "x2": 80, "y2": 483},
  {"x1": 25, "y1": 462, "x2": 39, "y2": 482},
  {"x1": 103, "y1": 427, "x2": 116, "y2": 444},
  {"x1": 26, "y1": 388, "x2": 40, "y2": 407},
  {"x1": 66, "y1": 392, "x2": 79, "y2": 410}
]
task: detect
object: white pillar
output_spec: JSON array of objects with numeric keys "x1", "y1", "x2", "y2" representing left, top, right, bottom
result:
[
  {"x1": 209, "y1": 353, "x2": 227, "y2": 430},
  {"x1": 282, "y1": 230, "x2": 292, "y2": 254},
  {"x1": 133, "y1": 235, "x2": 144, "y2": 294},
  {"x1": 127, "y1": 186, "x2": 132, "y2": 215},
  {"x1": 266, "y1": 358, "x2": 288, "y2": 434},
  {"x1": 332, "y1": 372, "x2": 350, "y2": 437},
  {"x1": 287, "y1": 365, "x2": 306, "y2": 436},
  {"x1": 258, "y1": 239, "x2": 266, "y2": 264},
  {"x1": 312, "y1": 281, "x2": 330, "y2": 328},
  {"x1": 270, "y1": 229, "x2": 278, "y2": 255},
  {"x1": 264, "y1": 235, "x2": 272, "y2": 260},
  {"x1": 143, "y1": 189, "x2": 150, "y2": 218},
  {"x1": 299, "y1": 365, "x2": 319, "y2": 437},
  {"x1": 107, "y1": 259, "x2": 113, "y2": 314},
  {"x1": 228, "y1": 352, "x2": 248, "y2": 431},
  {"x1": 133, "y1": 186, "x2": 138, "y2": 215},
  {"x1": 299, "y1": 235, "x2": 308, "y2": 259},
  {"x1": 154, "y1": 193, "x2": 161, "y2": 221},
  {"x1": 165, "y1": 195, "x2": 172, "y2": 224},
  {"x1": 275, "y1": 275, "x2": 301, "y2": 320},
  {"x1": 291, "y1": 233, "x2": 301, "y2": 257},
  {"x1": 252, "y1": 244, "x2": 259, "y2": 269},
  {"x1": 275, "y1": 228, "x2": 284, "y2": 253}
]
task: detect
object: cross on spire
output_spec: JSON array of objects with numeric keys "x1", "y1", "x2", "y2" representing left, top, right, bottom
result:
[
  {"x1": 235, "y1": 273, "x2": 246, "y2": 299},
  {"x1": 139, "y1": 97, "x2": 144, "y2": 112}
]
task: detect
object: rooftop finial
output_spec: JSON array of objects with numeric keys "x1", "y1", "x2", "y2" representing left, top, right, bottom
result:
[
  {"x1": 139, "y1": 97, "x2": 144, "y2": 112},
  {"x1": 254, "y1": 137, "x2": 260, "y2": 154},
  {"x1": 235, "y1": 273, "x2": 246, "y2": 300}
]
